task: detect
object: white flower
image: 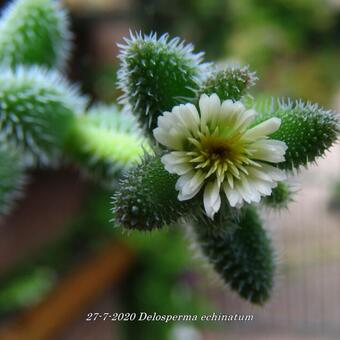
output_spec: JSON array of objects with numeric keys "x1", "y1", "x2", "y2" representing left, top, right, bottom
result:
[{"x1": 153, "y1": 93, "x2": 287, "y2": 219}]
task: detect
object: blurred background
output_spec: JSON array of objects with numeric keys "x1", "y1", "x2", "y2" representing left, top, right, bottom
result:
[{"x1": 0, "y1": 0, "x2": 340, "y2": 339}]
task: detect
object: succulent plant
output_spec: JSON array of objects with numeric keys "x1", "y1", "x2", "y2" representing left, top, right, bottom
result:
[
  {"x1": 65, "y1": 104, "x2": 147, "y2": 186},
  {"x1": 114, "y1": 155, "x2": 195, "y2": 231},
  {"x1": 117, "y1": 32, "x2": 206, "y2": 138},
  {"x1": 0, "y1": 66, "x2": 87, "y2": 164},
  {"x1": 254, "y1": 98, "x2": 339, "y2": 171},
  {"x1": 0, "y1": 0, "x2": 71, "y2": 70},
  {"x1": 264, "y1": 181, "x2": 295, "y2": 209},
  {"x1": 114, "y1": 31, "x2": 339, "y2": 304},
  {"x1": 197, "y1": 65, "x2": 257, "y2": 102},
  {"x1": 192, "y1": 205, "x2": 274, "y2": 304}
]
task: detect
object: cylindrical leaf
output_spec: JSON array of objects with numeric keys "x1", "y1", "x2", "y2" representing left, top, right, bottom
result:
[
  {"x1": 117, "y1": 32, "x2": 206, "y2": 138},
  {"x1": 113, "y1": 155, "x2": 194, "y2": 231},
  {"x1": 0, "y1": 0, "x2": 72, "y2": 70},
  {"x1": 192, "y1": 205, "x2": 275, "y2": 304},
  {"x1": 254, "y1": 98, "x2": 339, "y2": 170},
  {"x1": 65, "y1": 104, "x2": 147, "y2": 186},
  {"x1": 0, "y1": 66, "x2": 87, "y2": 164}
]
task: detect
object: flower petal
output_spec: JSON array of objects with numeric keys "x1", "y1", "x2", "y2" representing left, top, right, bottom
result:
[
  {"x1": 153, "y1": 127, "x2": 184, "y2": 150},
  {"x1": 177, "y1": 103, "x2": 200, "y2": 132},
  {"x1": 223, "y1": 183, "x2": 242, "y2": 207},
  {"x1": 258, "y1": 163, "x2": 286, "y2": 181},
  {"x1": 244, "y1": 117, "x2": 281, "y2": 140},
  {"x1": 162, "y1": 155, "x2": 192, "y2": 175},
  {"x1": 236, "y1": 176, "x2": 261, "y2": 203},
  {"x1": 175, "y1": 172, "x2": 194, "y2": 191},
  {"x1": 219, "y1": 100, "x2": 249, "y2": 132},
  {"x1": 203, "y1": 180, "x2": 221, "y2": 219},
  {"x1": 199, "y1": 93, "x2": 221, "y2": 130},
  {"x1": 176, "y1": 171, "x2": 205, "y2": 201},
  {"x1": 234, "y1": 108, "x2": 257, "y2": 131},
  {"x1": 250, "y1": 139, "x2": 287, "y2": 163},
  {"x1": 161, "y1": 151, "x2": 190, "y2": 165},
  {"x1": 251, "y1": 177, "x2": 275, "y2": 196},
  {"x1": 220, "y1": 99, "x2": 235, "y2": 119},
  {"x1": 157, "y1": 111, "x2": 173, "y2": 130},
  {"x1": 172, "y1": 105, "x2": 198, "y2": 134}
]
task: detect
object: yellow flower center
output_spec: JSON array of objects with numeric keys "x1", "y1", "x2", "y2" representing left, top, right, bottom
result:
[
  {"x1": 188, "y1": 133, "x2": 253, "y2": 183},
  {"x1": 202, "y1": 136, "x2": 234, "y2": 161}
]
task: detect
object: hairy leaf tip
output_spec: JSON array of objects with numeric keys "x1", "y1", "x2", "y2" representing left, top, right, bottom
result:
[
  {"x1": 254, "y1": 98, "x2": 339, "y2": 170},
  {"x1": 117, "y1": 31, "x2": 207, "y2": 138},
  {"x1": 0, "y1": 0, "x2": 72, "y2": 70}
]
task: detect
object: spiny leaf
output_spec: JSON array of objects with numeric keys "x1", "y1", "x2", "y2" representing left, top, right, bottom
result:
[
  {"x1": 263, "y1": 181, "x2": 295, "y2": 209},
  {"x1": 0, "y1": 66, "x2": 87, "y2": 164},
  {"x1": 197, "y1": 64, "x2": 257, "y2": 102},
  {"x1": 113, "y1": 154, "x2": 194, "y2": 231},
  {"x1": 192, "y1": 205, "x2": 275, "y2": 305},
  {"x1": 0, "y1": 0, "x2": 72, "y2": 70},
  {"x1": 65, "y1": 104, "x2": 148, "y2": 186},
  {"x1": 117, "y1": 31, "x2": 206, "y2": 138},
  {"x1": 254, "y1": 98, "x2": 339, "y2": 170}
]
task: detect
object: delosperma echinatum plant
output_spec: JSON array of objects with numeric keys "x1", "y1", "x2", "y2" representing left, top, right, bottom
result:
[
  {"x1": 0, "y1": 0, "x2": 338, "y2": 305},
  {"x1": 114, "y1": 31, "x2": 339, "y2": 304}
]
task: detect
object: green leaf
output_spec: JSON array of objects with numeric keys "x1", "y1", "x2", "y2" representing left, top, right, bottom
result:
[
  {"x1": 192, "y1": 205, "x2": 275, "y2": 305},
  {"x1": 65, "y1": 104, "x2": 148, "y2": 186},
  {"x1": 197, "y1": 65, "x2": 256, "y2": 102},
  {"x1": 117, "y1": 32, "x2": 206, "y2": 138},
  {"x1": 113, "y1": 155, "x2": 194, "y2": 231},
  {"x1": 0, "y1": 66, "x2": 87, "y2": 164},
  {"x1": 0, "y1": 0, "x2": 71, "y2": 70},
  {"x1": 254, "y1": 98, "x2": 339, "y2": 170},
  {"x1": 263, "y1": 181, "x2": 295, "y2": 209}
]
